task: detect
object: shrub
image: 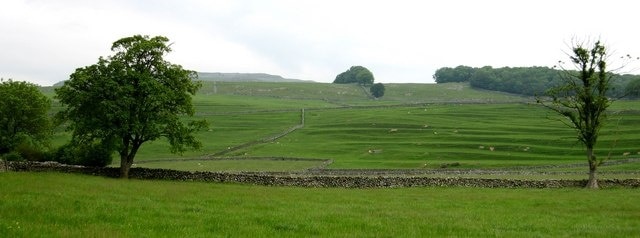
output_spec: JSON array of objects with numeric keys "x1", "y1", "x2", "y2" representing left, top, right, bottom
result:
[
  {"x1": 77, "y1": 143, "x2": 113, "y2": 167},
  {"x1": 15, "y1": 142, "x2": 47, "y2": 161},
  {"x1": 440, "y1": 162, "x2": 461, "y2": 168},
  {"x1": 1, "y1": 151, "x2": 24, "y2": 161},
  {"x1": 51, "y1": 143, "x2": 77, "y2": 165},
  {"x1": 51, "y1": 142, "x2": 113, "y2": 167}
]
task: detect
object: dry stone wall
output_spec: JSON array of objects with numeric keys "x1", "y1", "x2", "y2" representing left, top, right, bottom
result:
[{"x1": 6, "y1": 161, "x2": 640, "y2": 188}]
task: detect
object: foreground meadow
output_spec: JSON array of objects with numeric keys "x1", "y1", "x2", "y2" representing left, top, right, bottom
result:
[{"x1": 1, "y1": 172, "x2": 638, "y2": 237}]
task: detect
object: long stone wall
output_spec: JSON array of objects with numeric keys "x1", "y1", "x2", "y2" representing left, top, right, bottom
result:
[{"x1": 5, "y1": 161, "x2": 640, "y2": 188}]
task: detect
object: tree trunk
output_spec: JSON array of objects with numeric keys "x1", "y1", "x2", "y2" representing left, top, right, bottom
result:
[
  {"x1": 119, "y1": 142, "x2": 141, "y2": 179},
  {"x1": 119, "y1": 154, "x2": 132, "y2": 179},
  {"x1": 585, "y1": 147, "x2": 599, "y2": 189}
]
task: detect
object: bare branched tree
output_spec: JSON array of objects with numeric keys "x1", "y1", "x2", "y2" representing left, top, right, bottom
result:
[{"x1": 538, "y1": 39, "x2": 619, "y2": 188}]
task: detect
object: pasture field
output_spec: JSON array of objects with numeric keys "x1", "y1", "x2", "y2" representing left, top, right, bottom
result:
[
  {"x1": 41, "y1": 82, "x2": 640, "y2": 176},
  {"x1": 134, "y1": 111, "x2": 301, "y2": 161},
  {"x1": 2, "y1": 172, "x2": 639, "y2": 237},
  {"x1": 140, "y1": 103, "x2": 640, "y2": 175},
  {"x1": 195, "y1": 81, "x2": 529, "y2": 106},
  {"x1": 8, "y1": 82, "x2": 638, "y2": 237},
  {"x1": 137, "y1": 159, "x2": 325, "y2": 172},
  {"x1": 227, "y1": 103, "x2": 637, "y2": 168}
]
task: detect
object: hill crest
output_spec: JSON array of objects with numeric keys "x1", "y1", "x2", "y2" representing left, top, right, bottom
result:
[
  {"x1": 197, "y1": 72, "x2": 313, "y2": 83},
  {"x1": 52, "y1": 72, "x2": 314, "y2": 86}
]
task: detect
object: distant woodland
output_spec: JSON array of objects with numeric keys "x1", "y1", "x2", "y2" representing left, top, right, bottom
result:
[{"x1": 433, "y1": 65, "x2": 640, "y2": 98}]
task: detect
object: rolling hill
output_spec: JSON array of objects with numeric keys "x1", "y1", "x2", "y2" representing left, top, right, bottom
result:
[
  {"x1": 197, "y1": 72, "x2": 313, "y2": 83},
  {"x1": 52, "y1": 72, "x2": 315, "y2": 86},
  {"x1": 40, "y1": 81, "x2": 640, "y2": 173}
]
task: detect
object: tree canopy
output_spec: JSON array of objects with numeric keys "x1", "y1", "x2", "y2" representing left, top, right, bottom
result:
[
  {"x1": 0, "y1": 79, "x2": 51, "y2": 155},
  {"x1": 370, "y1": 83, "x2": 385, "y2": 98},
  {"x1": 55, "y1": 35, "x2": 207, "y2": 178},
  {"x1": 333, "y1": 66, "x2": 375, "y2": 85},
  {"x1": 433, "y1": 65, "x2": 475, "y2": 83},
  {"x1": 625, "y1": 77, "x2": 640, "y2": 98}
]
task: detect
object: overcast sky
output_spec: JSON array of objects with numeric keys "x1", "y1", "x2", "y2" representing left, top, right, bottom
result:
[{"x1": 2, "y1": 0, "x2": 639, "y2": 86}]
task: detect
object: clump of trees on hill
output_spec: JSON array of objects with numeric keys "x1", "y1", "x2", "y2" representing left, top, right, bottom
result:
[
  {"x1": 434, "y1": 65, "x2": 640, "y2": 97},
  {"x1": 334, "y1": 66, "x2": 375, "y2": 85},
  {"x1": 334, "y1": 66, "x2": 386, "y2": 99}
]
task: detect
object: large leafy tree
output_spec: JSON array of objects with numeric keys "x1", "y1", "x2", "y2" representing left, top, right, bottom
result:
[
  {"x1": 56, "y1": 35, "x2": 207, "y2": 178},
  {"x1": 538, "y1": 40, "x2": 615, "y2": 188},
  {"x1": 0, "y1": 79, "x2": 51, "y2": 154}
]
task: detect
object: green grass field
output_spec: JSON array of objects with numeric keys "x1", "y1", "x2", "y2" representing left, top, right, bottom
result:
[
  {"x1": 5, "y1": 82, "x2": 637, "y2": 236},
  {"x1": 136, "y1": 103, "x2": 640, "y2": 174},
  {"x1": 1, "y1": 172, "x2": 639, "y2": 237},
  {"x1": 194, "y1": 81, "x2": 528, "y2": 106},
  {"x1": 269, "y1": 104, "x2": 637, "y2": 167},
  {"x1": 135, "y1": 158, "x2": 325, "y2": 172},
  {"x1": 42, "y1": 82, "x2": 640, "y2": 176}
]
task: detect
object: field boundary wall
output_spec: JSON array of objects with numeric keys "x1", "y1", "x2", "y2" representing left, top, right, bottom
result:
[{"x1": 6, "y1": 161, "x2": 640, "y2": 188}]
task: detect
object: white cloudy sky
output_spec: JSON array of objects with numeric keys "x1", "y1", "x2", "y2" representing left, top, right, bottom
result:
[{"x1": 1, "y1": 0, "x2": 639, "y2": 86}]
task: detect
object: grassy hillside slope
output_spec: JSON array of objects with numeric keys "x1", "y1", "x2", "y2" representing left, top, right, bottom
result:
[
  {"x1": 195, "y1": 82, "x2": 528, "y2": 107},
  {"x1": 41, "y1": 82, "x2": 640, "y2": 173},
  {"x1": 226, "y1": 103, "x2": 640, "y2": 169}
]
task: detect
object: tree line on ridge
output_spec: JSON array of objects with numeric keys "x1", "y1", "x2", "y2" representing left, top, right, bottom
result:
[{"x1": 433, "y1": 65, "x2": 640, "y2": 98}]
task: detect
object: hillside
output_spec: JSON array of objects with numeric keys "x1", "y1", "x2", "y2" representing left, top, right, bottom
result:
[
  {"x1": 197, "y1": 72, "x2": 313, "y2": 83},
  {"x1": 39, "y1": 81, "x2": 640, "y2": 173},
  {"x1": 45, "y1": 82, "x2": 530, "y2": 113},
  {"x1": 195, "y1": 81, "x2": 530, "y2": 107}
]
